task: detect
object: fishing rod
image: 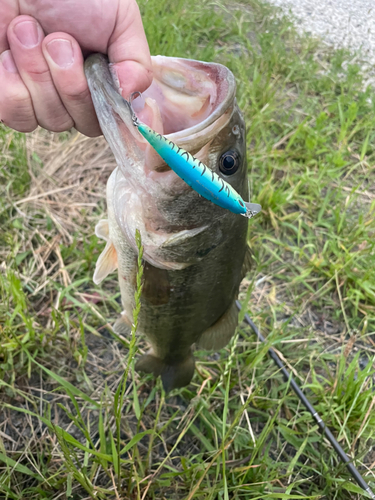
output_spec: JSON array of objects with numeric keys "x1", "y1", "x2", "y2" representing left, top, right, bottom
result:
[{"x1": 235, "y1": 300, "x2": 375, "y2": 499}]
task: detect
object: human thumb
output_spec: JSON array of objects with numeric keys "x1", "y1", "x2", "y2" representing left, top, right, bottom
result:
[{"x1": 108, "y1": 0, "x2": 152, "y2": 98}]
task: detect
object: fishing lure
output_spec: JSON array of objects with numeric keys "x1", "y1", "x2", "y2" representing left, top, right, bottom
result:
[{"x1": 128, "y1": 93, "x2": 261, "y2": 219}]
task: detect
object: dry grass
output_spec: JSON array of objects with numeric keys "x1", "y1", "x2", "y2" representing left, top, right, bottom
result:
[{"x1": 24, "y1": 131, "x2": 113, "y2": 234}]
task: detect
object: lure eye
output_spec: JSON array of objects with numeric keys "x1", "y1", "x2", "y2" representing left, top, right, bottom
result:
[{"x1": 219, "y1": 150, "x2": 240, "y2": 175}]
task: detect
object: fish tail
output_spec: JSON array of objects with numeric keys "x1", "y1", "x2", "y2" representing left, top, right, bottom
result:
[{"x1": 135, "y1": 350, "x2": 195, "y2": 392}]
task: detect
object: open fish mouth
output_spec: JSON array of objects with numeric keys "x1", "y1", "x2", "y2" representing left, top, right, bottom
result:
[
  {"x1": 85, "y1": 53, "x2": 236, "y2": 174},
  {"x1": 85, "y1": 54, "x2": 245, "y2": 269}
]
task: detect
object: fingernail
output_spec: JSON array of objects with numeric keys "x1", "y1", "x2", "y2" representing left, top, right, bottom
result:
[
  {"x1": 46, "y1": 39, "x2": 74, "y2": 68},
  {"x1": 0, "y1": 50, "x2": 18, "y2": 73},
  {"x1": 13, "y1": 20, "x2": 41, "y2": 48}
]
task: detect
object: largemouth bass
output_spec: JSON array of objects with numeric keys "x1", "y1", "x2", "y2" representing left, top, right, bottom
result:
[{"x1": 85, "y1": 53, "x2": 256, "y2": 392}]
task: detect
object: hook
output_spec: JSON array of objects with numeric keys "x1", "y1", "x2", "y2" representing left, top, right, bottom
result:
[
  {"x1": 130, "y1": 91, "x2": 142, "y2": 103},
  {"x1": 127, "y1": 91, "x2": 142, "y2": 127}
]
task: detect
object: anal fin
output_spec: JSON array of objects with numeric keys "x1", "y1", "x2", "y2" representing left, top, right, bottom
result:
[
  {"x1": 197, "y1": 300, "x2": 238, "y2": 351},
  {"x1": 113, "y1": 312, "x2": 131, "y2": 335}
]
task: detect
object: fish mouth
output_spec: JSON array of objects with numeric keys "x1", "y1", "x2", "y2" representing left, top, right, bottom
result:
[
  {"x1": 85, "y1": 53, "x2": 236, "y2": 175},
  {"x1": 85, "y1": 53, "x2": 240, "y2": 270},
  {"x1": 143, "y1": 56, "x2": 236, "y2": 144}
]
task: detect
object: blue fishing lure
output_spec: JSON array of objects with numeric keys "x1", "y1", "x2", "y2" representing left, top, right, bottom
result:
[{"x1": 129, "y1": 96, "x2": 261, "y2": 219}]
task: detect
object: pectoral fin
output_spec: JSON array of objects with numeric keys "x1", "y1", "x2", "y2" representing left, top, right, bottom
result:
[
  {"x1": 161, "y1": 225, "x2": 208, "y2": 248},
  {"x1": 93, "y1": 240, "x2": 118, "y2": 285},
  {"x1": 157, "y1": 222, "x2": 224, "y2": 265},
  {"x1": 197, "y1": 300, "x2": 238, "y2": 350}
]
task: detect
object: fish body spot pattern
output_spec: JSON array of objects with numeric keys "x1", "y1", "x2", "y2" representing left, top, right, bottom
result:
[{"x1": 137, "y1": 122, "x2": 259, "y2": 217}]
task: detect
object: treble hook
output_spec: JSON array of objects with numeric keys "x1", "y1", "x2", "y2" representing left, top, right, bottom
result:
[
  {"x1": 128, "y1": 91, "x2": 142, "y2": 127},
  {"x1": 130, "y1": 91, "x2": 142, "y2": 102}
]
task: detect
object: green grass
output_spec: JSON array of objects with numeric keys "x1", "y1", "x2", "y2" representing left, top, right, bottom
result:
[{"x1": 1, "y1": 0, "x2": 375, "y2": 498}]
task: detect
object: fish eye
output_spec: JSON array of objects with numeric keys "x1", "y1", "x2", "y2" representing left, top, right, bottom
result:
[{"x1": 219, "y1": 150, "x2": 240, "y2": 175}]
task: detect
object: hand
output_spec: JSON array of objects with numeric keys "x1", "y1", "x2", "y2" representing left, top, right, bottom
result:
[{"x1": 0, "y1": 0, "x2": 152, "y2": 136}]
